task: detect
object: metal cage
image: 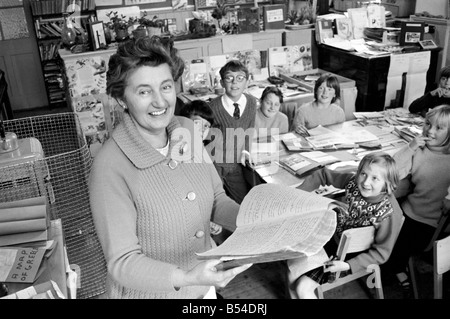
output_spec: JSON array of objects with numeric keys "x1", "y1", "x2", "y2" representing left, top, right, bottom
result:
[{"x1": 0, "y1": 113, "x2": 106, "y2": 299}]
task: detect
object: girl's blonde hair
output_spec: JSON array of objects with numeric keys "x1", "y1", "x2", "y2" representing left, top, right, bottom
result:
[
  {"x1": 355, "y1": 151, "x2": 399, "y2": 194},
  {"x1": 424, "y1": 104, "x2": 450, "y2": 153}
]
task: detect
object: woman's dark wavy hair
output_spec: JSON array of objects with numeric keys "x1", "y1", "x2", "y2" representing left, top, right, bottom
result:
[
  {"x1": 106, "y1": 36, "x2": 185, "y2": 100},
  {"x1": 314, "y1": 73, "x2": 341, "y2": 104},
  {"x1": 260, "y1": 86, "x2": 283, "y2": 104}
]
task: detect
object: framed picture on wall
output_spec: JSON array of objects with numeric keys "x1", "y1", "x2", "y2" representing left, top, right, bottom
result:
[{"x1": 89, "y1": 21, "x2": 107, "y2": 50}]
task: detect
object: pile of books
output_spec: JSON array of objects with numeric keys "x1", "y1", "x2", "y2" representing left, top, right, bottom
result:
[
  {"x1": 394, "y1": 126, "x2": 422, "y2": 142},
  {"x1": 0, "y1": 197, "x2": 49, "y2": 247},
  {"x1": 0, "y1": 197, "x2": 55, "y2": 290}
]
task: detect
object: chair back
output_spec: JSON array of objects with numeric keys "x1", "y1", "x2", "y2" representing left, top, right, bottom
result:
[
  {"x1": 434, "y1": 234, "x2": 450, "y2": 275},
  {"x1": 425, "y1": 208, "x2": 450, "y2": 251},
  {"x1": 433, "y1": 234, "x2": 450, "y2": 299},
  {"x1": 336, "y1": 226, "x2": 375, "y2": 261}
]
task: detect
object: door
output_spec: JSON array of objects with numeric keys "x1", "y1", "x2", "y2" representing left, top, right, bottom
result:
[{"x1": 0, "y1": 0, "x2": 48, "y2": 112}]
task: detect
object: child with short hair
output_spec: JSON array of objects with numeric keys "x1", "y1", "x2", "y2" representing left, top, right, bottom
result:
[
  {"x1": 287, "y1": 152, "x2": 403, "y2": 299},
  {"x1": 255, "y1": 86, "x2": 289, "y2": 137},
  {"x1": 292, "y1": 73, "x2": 344, "y2": 136},
  {"x1": 386, "y1": 104, "x2": 450, "y2": 290},
  {"x1": 207, "y1": 60, "x2": 257, "y2": 204},
  {"x1": 179, "y1": 99, "x2": 214, "y2": 144},
  {"x1": 179, "y1": 99, "x2": 223, "y2": 237},
  {"x1": 409, "y1": 66, "x2": 450, "y2": 117}
]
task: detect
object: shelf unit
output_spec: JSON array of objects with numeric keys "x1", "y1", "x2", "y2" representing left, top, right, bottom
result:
[{"x1": 29, "y1": 0, "x2": 96, "y2": 108}]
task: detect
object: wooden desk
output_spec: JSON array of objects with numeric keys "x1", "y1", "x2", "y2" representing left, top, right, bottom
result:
[
  {"x1": 5, "y1": 219, "x2": 68, "y2": 298},
  {"x1": 317, "y1": 45, "x2": 441, "y2": 112},
  {"x1": 0, "y1": 70, "x2": 13, "y2": 120}
]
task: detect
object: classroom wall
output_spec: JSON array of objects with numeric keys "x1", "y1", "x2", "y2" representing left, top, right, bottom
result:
[{"x1": 415, "y1": 0, "x2": 449, "y2": 17}]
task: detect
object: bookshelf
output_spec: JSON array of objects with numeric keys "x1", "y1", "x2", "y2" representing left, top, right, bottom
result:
[{"x1": 29, "y1": 0, "x2": 96, "y2": 108}]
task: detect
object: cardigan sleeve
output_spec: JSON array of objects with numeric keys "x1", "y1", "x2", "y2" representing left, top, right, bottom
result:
[
  {"x1": 296, "y1": 167, "x2": 354, "y2": 192},
  {"x1": 347, "y1": 195, "x2": 403, "y2": 273}
]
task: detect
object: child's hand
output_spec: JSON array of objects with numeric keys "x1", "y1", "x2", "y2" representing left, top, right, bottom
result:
[
  {"x1": 409, "y1": 136, "x2": 430, "y2": 151},
  {"x1": 241, "y1": 150, "x2": 254, "y2": 167},
  {"x1": 323, "y1": 259, "x2": 350, "y2": 273},
  {"x1": 431, "y1": 87, "x2": 450, "y2": 98},
  {"x1": 294, "y1": 125, "x2": 310, "y2": 137}
]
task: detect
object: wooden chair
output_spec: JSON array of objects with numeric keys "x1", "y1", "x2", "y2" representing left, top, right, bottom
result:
[
  {"x1": 409, "y1": 208, "x2": 450, "y2": 299},
  {"x1": 433, "y1": 234, "x2": 450, "y2": 299},
  {"x1": 315, "y1": 226, "x2": 385, "y2": 299}
]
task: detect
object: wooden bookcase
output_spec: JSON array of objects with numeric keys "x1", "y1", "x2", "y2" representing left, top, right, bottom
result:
[{"x1": 29, "y1": 0, "x2": 95, "y2": 108}]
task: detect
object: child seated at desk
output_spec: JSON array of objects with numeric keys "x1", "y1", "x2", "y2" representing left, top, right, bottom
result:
[
  {"x1": 287, "y1": 152, "x2": 403, "y2": 299},
  {"x1": 207, "y1": 60, "x2": 257, "y2": 204},
  {"x1": 409, "y1": 66, "x2": 450, "y2": 117},
  {"x1": 386, "y1": 104, "x2": 450, "y2": 291},
  {"x1": 292, "y1": 73, "x2": 345, "y2": 136},
  {"x1": 255, "y1": 86, "x2": 289, "y2": 138},
  {"x1": 179, "y1": 99, "x2": 214, "y2": 144},
  {"x1": 179, "y1": 99, "x2": 223, "y2": 237}
]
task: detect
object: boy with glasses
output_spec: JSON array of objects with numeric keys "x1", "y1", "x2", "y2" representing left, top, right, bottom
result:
[
  {"x1": 207, "y1": 60, "x2": 257, "y2": 205},
  {"x1": 409, "y1": 66, "x2": 450, "y2": 117}
]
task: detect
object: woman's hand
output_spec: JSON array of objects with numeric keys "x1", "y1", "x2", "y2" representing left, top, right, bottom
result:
[
  {"x1": 409, "y1": 135, "x2": 431, "y2": 151},
  {"x1": 173, "y1": 260, "x2": 252, "y2": 290},
  {"x1": 294, "y1": 125, "x2": 310, "y2": 137},
  {"x1": 323, "y1": 260, "x2": 350, "y2": 273}
]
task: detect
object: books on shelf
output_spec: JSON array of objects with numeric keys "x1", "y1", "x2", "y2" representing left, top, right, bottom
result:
[
  {"x1": 30, "y1": 0, "x2": 96, "y2": 16},
  {"x1": 196, "y1": 183, "x2": 342, "y2": 269}
]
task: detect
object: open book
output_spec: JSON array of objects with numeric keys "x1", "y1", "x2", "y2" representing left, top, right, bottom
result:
[{"x1": 197, "y1": 184, "x2": 343, "y2": 270}]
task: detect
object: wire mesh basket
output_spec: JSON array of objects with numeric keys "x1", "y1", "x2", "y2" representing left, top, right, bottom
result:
[{"x1": 0, "y1": 113, "x2": 106, "y2": 299}]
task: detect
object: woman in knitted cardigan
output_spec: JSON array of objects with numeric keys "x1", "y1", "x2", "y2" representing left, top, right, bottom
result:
[{"x1": 89, "y1": 37, "x2": 251, "y2": 299}]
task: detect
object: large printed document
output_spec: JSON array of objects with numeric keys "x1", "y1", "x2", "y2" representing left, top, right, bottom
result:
[
  {"x1": 197, "y1": 184, "x2": 342, "y2": 269},
  {"x1": 384, "y1": 51, "x2": 430, "y2": 109}
]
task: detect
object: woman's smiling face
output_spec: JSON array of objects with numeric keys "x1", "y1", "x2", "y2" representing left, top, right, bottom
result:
[{"x1": 122, "y1": 64, "x2": 176, "y2": 136}]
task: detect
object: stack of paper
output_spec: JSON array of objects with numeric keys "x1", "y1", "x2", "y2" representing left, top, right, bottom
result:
[{"x1": 0, "y1": 197, "x2": 49, "y2": 247}]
